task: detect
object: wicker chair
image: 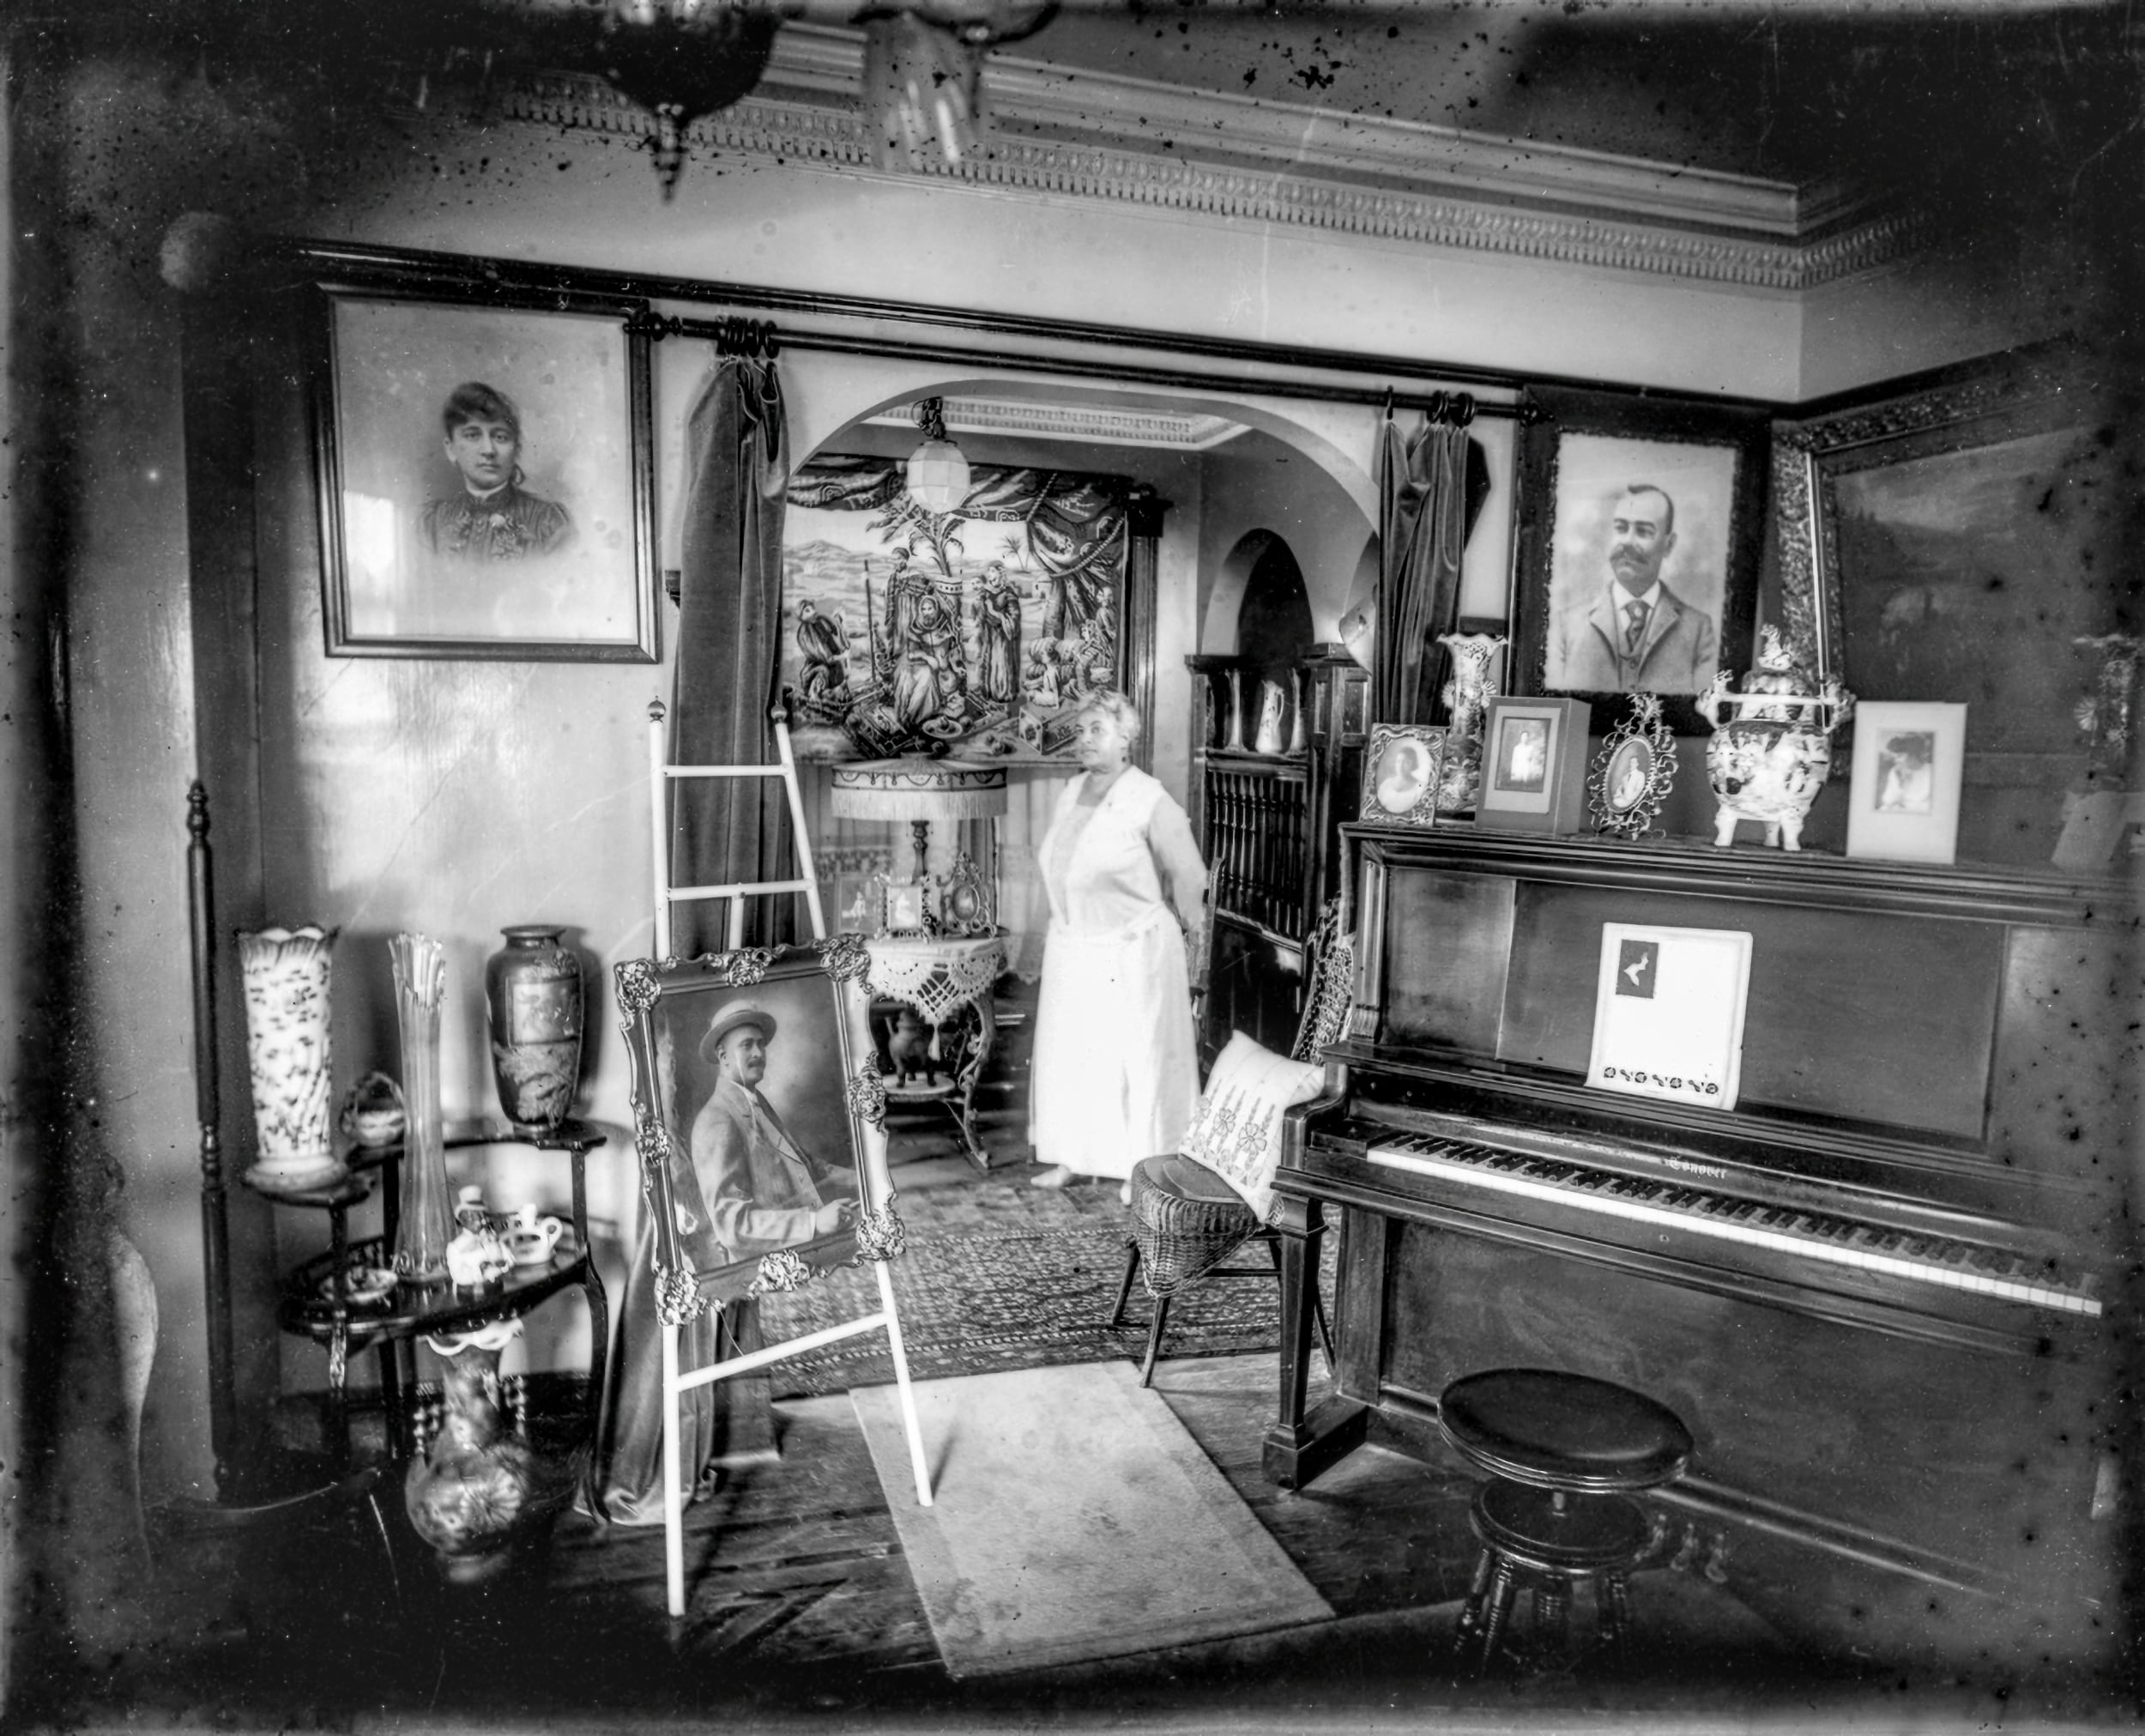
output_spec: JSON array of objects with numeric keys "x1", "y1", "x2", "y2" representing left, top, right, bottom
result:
[{"x1": 1107, "y1": 902, "x2": 1354, "y2": 1386}]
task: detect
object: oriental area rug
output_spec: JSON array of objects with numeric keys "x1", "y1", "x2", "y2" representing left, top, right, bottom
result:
[
  {"x1": 758, "y1": 1162, "x2": 1334, "y2": 1399},
  {"x1": 850, "y1": 1362, "x2": 1334, "y2": 1679}
]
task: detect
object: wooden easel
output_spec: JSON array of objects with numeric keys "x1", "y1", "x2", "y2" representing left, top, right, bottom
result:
[{"x1": 643, "y1": 700, "x2": 933, "y2": 1619}]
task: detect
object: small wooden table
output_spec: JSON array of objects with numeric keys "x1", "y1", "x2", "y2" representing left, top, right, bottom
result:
[
  {"x1": 866, "y1": 933, "x2": 1006, "y2": 1170},
  {"x1": 266, "y1": 1119, "x2": 609, "y2": 1512}
]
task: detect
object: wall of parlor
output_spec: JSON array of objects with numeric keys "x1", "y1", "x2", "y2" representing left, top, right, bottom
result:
[{"x1": 15, "y1": 43, "x2": 2088, "y2": 1503}]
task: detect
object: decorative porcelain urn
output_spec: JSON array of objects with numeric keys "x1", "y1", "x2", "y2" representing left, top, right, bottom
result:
[{"x1": 1697, "y1": 626, "x2": 1853, "y2": 852}]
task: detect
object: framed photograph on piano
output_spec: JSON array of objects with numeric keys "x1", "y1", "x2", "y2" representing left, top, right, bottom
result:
[
  {"x1": 1359, "y1": 724, "x2": 1447, "y2": 828},
  {"x1": 1477, "y1": 698, "x2": 1591, "y2": 834}
]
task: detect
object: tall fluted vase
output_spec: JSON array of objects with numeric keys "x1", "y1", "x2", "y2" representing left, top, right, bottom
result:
[
  {"x1": 390, "y1": 932, "x2": 453, "y2": 1287},
  {"x1": 237, "y1": 925, "x2": 346, "y2": 1194}
]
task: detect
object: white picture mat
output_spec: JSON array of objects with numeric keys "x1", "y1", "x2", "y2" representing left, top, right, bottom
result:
[
  {"x1": 1846, "y1": 702, "x2": 1967, "y2": 864},
  {"x1": 1587, "y1": 922, "x2": 1754, "y2": 1112}
]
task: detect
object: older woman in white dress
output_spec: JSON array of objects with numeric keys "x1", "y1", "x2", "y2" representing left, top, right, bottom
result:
[{"x1": 1029, "y1": 690, "x2": 1209, "y2": 1202}]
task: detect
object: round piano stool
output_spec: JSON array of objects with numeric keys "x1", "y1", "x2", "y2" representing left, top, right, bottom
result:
[{"x1": 1437, "y1": 1369, "x2": 1693, "y2": 1678}]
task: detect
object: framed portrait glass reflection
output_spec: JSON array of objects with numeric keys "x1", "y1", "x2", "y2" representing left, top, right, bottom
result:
[{"x1": 311, "y1": 279, "x2": 659, "y2": 661}]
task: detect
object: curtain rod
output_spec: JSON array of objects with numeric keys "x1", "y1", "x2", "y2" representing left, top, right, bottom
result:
[{"x1": 642, "y1": 309, "x2": 1514, "y2": 421}]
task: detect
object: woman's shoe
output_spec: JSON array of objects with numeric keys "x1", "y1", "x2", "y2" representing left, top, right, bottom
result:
[{"x1": 1030, "y1": 1164, "x2": 1075, "y2": 1189}]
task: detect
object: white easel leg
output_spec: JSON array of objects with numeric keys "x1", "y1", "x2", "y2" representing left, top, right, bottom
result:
[
  {"x1": 662, "y1": 1319, "x2": 685, "y2": 1618},
  {"x1": 875, "y1": 1259, "x2": 933, "y2": 1508}
]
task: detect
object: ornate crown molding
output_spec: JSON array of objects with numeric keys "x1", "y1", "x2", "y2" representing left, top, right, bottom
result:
[{"x1": 497, "y1": 36, "x2": 1921, "y2": 292}]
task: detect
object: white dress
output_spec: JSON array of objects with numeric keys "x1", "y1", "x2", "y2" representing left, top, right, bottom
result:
[{"x1": 1029, "y1": 767, "x2": 1204, "y2": 1178}]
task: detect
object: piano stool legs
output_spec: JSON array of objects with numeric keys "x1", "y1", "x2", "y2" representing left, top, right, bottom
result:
[{"x1": 1453, "y1": 1482, "x2": 1656, "y2": 1679}]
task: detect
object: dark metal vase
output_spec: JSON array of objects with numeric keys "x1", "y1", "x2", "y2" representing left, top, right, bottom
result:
[{"x1": 484, "y1": 925, "x2": 583, "y2": 1133}]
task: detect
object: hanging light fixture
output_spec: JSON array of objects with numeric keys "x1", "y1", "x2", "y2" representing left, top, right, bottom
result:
[
  {"x1": 861, "y1": 3, "x2": 1060, "y2": 174},
  {"x1": 599, "y1": 0, "x2": 779, "y2": 199},
  {"x1": 903, "y1": 398, "x2": 972, "y2": 517}
]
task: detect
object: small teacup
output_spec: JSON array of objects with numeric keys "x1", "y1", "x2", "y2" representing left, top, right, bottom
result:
[{"x1": 505, "y1": 1206, "x2": 565, "y2": 1266}]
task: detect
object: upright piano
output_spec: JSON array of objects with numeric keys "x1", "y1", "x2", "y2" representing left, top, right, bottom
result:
[{"x1": 1266, "y1": 825, "x2": 2138, "y2": 1661}]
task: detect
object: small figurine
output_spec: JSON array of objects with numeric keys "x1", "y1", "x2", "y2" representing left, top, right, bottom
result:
[
  {"x1": 1697, "y1": 626, "x2": 1852, "y2": 852},
  {"x1": 446, "y1": 1185, "x2": 512, "y2": 1287}
]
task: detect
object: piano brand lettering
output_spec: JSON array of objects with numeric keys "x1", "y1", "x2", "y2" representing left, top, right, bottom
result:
[{"x1": 1661, "y1": 1155, "x2": 1731, "y2": 1179}]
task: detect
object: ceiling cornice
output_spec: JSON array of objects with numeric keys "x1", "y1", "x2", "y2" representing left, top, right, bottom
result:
[{"x1": 492, "y1": 24, "x2": 1921, "y2": 292}]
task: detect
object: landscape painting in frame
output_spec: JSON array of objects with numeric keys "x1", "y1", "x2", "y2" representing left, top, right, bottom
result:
[
  {"x1": 315, "y1": 286, "x2": 657, "y2": 661},
  {"x1": 619, "y1": 948, "x2": 889, "y2": 1309},
  {"x1": 779, "y1": 453, "x2": 1132, "y2": 765}
]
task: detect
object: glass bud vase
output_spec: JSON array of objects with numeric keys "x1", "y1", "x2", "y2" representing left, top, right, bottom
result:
[{"x1": 390, "y1": 931, "x2": 454, "y2": 1287}]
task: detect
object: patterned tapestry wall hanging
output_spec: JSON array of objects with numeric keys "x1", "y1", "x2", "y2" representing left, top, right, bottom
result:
[{"x1": 781, "y1": 455, "x2": 1132, "y2": 765}]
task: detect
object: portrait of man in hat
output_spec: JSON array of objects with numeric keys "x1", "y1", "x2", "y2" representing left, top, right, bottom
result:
[{"x1": 680, "y1": 998, "x2": 859, "y2": 1268}]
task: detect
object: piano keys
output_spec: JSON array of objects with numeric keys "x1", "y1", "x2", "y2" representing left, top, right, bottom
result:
[{"x1": 1264, "y1": 826, "x2": 2135, "y2": 1668}]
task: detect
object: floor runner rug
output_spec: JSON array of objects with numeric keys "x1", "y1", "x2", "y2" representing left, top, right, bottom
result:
[{"x1": 850, "y1": 1362, "x2": 1334, "y2": 1679}]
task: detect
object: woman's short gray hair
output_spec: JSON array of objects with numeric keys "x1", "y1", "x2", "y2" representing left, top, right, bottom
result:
[{"x1": 1075, "y1": 689, "x2": 1142, "y2": 747}]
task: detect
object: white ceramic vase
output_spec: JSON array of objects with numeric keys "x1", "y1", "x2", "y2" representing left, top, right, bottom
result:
[{"x1": 237, "y1": 924, "x2": 346, "y2": 1193}]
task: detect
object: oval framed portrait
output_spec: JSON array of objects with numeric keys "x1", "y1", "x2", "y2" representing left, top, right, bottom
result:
[
  {"x1": 1588, "y1": 693, "x2": 1677, "y2": 839},
  {"x1": 1604, "y1": 739, "x2": 1654, "y2": 814}
]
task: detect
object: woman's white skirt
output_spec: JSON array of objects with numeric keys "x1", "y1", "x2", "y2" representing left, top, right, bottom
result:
[{"x1": 1028, "y1": 907, "x2": 1199, "y2": 1178}]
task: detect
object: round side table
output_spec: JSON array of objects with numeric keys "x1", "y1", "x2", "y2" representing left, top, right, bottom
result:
[{"x1": 866, "y1": 933, "x2": 1005, "y2": 1169}]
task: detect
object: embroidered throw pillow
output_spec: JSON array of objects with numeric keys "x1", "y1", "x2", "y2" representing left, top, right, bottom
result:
[{"x1": 1180, "y1": 1031, "x2": 1325, "y2": 1223}]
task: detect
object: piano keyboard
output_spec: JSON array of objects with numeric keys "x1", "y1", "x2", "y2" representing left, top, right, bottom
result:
[{"x1": 1360, "y1": 1134, "x2": 2101, "y2": 1317}]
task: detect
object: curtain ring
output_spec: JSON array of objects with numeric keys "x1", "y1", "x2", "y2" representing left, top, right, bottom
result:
[
  {"x1": 1380, "y1": 387, "x2": 1395, "y2": 420},
  {"x1": 1450, "y1": 392, "x2": 1477, "y2": 428},
  {"x1": 1427, "y1": 390, "x2": 1449, "y2": 425}
]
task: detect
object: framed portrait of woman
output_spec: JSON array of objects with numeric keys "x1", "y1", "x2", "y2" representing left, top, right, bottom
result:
[{"x1": 309, "y1": 271, "x2": 660, "y2": 662}]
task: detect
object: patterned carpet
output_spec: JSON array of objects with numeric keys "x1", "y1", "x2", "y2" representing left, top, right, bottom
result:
[{"x1": 759, "y1": 1159, "x2": 1336, "y2": 1398}]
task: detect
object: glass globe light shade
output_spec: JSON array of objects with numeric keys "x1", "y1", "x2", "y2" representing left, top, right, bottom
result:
[{"x1": 904, "y1": 438, "x2": 972, "y2": 516}]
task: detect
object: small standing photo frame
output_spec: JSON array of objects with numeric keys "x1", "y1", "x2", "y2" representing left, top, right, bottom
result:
[
  {"x1": 1477, "y1": 698, "x2": 1592, "y2": 835},
  {"x1": 1588, "y1": 922, "x2": 1755, "y2": 1112},
  {"x1": 1360, "y1": 724, "x2": 1448, "y2": 828},
  {"x1": 876, "y1": 875, "x2": 933, "y2": 938},
  {"x1": 1846, "y1": 702, "x2": 1967, "y2": 864},
  {"x1": 1588, "y1": 694, "x2": 1677, "y2": 838}
]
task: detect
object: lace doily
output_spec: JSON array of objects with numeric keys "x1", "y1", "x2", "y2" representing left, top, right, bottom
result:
[{"x1": 867, "y1": 936, "x2": 1005, "y2": 1027}]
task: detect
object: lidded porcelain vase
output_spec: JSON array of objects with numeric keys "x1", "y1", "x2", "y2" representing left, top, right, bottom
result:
[
  {"x1": 236, "y1": 924, "x2": 346, "y2": 1193},
  {"x1": 1697, "y1": 626, "x2": 1854, "y2": 853},
  {"x1": 485, "y1": 925, "x2": 584, "y2": 1133}
]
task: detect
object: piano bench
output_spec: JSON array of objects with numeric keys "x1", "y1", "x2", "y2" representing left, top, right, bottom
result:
[
  {"x1": 1109, "y1": 1155, "x2": 1333, "y2": 1388},
  {"x1": 1437, "y1": 1370, "x2": 1692, "y2": 1677}
]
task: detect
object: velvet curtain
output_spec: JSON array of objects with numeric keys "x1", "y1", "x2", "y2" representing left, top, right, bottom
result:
[
  {"x1": 668, "y1": 355, "x2": 793, "y2": 957},
  {"x1": 1375, "y1": 411, "x2": 1472, "y2": 725},
  {"x1": 602, "y1": 352, "x2": 788, "y2": 1524}
]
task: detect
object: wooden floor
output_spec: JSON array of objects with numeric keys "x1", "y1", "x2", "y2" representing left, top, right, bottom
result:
[{"x1": 86, "y1": 1113, "x2": 2134, "y2": 1730}]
